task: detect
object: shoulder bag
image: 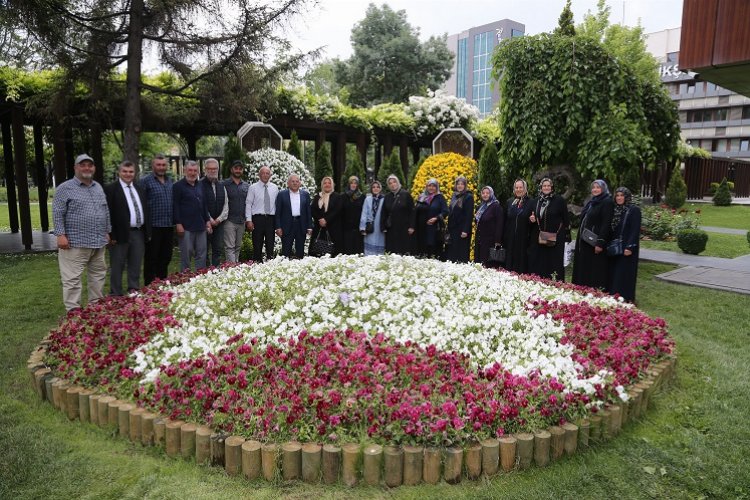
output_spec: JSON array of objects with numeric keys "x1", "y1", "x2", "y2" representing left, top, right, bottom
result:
[
  {"x1": 537, "y1": 199, "x2": 559, "y2": 247},
  {"x1": 309, "y1": 228, "x2": 335, "y2": 257},
  {"x1": 488, "y1": 245, "x2": 506, "y2": 264},
  {"x1": 606, "y1": 208, "x2": 630, "y2": 256}
]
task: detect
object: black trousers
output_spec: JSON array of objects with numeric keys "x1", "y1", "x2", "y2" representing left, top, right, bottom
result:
[
  {"x1": 144, "y1": 226, "x2": 174, "y2": 285},
  {"x1": 252, "y1": 214, "x2": 275, "y2": 262},
  {"x1": 281, "y1": 217, "x2": 306, "y2": 258}
]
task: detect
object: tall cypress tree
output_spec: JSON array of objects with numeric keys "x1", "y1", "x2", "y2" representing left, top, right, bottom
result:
[
  {"x1": 286, "y1": 130, "x2": 302, "y2": 161},
  {"x1": 478, "y1": 143, "x2": 505, "y2": 200},
  {"x1": 314, "y1": 143, "x2": 334, "y2": 189},
  {"x1": 554, "y1": 0, "x2": 576, "y2": 37}
]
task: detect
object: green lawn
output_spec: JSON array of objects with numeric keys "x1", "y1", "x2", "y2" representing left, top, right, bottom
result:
[
  {"x1": 2, "y1": 256, "x2": 749, "y2": 499},
  {"x1": 641, "y1": 232, "x2": 750, "y2": 259},
  {"x1": 0, "y1": 202, "x2": 54, "y2": 232},
  {"x1": 686, "y1": 203, "x2": 750, "y2": 230}
]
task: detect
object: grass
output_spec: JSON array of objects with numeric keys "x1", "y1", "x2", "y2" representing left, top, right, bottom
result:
[
  {"x1": 2, "y1": 255, "x2": 749, "y2": 499},
  {"x1": 685, "y1": 203, "x2": 750, "y2": 230},
  {"x1": 0, "y1": 202, "x2": 54, "y2": 232},
  {"x1": 640, "y1": 232, "x2": 750, "y2": 259}
]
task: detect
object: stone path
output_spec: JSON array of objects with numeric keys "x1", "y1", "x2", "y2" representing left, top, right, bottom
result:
[
  {"x1": 641, "y1": 248, "x2": 750, "y2": 295},
  {"x1": 700, "y1": 226, "x2": 748, "y2": 235},
  {"x1": 0, "y1": 231, "x2": 57, "y2": 254}
]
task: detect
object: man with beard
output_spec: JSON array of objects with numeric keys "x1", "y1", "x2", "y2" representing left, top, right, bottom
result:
[
  {"x1": 221, "y1": 160, "x2": 249, "y2": 262},
  {"x1": 140, "y1": 154, "x2": 174, "y2": 284},
  {"x1": 52, "y1": 154, "x2": 111, "y2": 311},
  {"x1": 174, "y1": 160, "x2": 212, "y2": 271},
  {"x1": 200, "y1": 158, "x2": 228, "y2": 266}
]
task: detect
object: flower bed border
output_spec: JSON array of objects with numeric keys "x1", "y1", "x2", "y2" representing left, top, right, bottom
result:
[{"x1": 27, "y1": 335, "x2": 676, "y2": 486}]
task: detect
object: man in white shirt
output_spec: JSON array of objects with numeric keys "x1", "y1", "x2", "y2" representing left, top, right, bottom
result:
[
  {"x1": 244, "y1": 166, "x2": 279, "y2": 262},
  {"x1": 275, "y1": 174, "x2": 312, "y2": 258}
]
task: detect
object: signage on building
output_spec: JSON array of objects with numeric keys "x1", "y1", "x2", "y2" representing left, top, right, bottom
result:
[{"x1": 660, "y1": 64, "x2": 682, "y2": 78}]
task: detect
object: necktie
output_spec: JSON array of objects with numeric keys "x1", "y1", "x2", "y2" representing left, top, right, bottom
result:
[
  {"x1": 127, "y1": 184, "x2": 142, "y2": 227},
  {"x1": 263, "y1": 184, "x2": 271, "y2": 214}
]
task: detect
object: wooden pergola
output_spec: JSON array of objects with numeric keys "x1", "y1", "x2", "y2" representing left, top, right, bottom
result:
[{"x1": 0, "y1": 97, "x2": 437, "y2": 250}]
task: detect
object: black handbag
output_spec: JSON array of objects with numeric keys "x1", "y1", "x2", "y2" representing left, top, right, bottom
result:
[
  {"x1": 581, "y1": 227, "x2": 599, "y2": 247},
  {"x1": 488, "y1": 246, "x2": 506, "y2": 264},
  {"x1": 309, "y1": 229, "x2": 335, "y2": 257},
  {"x1": 365, "y1": 221, "x2": 374, "y2": 234},
  {"x1": 606, "y1": 238, "x2": 623, "y2": 256}
]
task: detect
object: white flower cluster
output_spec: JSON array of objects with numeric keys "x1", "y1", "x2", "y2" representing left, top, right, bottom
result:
[
  {"x1": 134, "y1": 255, "x2": 624, "y2": 398},
  {"x1": 407, "y1": 89, "x2": 481, "y2": 137},
  {"x1": 243, "y1": 148, "x2": 316, "y2": 196}
]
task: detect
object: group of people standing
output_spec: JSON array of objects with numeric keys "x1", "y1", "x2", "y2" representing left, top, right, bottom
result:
[{"x1": 53, "y1": 153, "x2": 641, "y2": 312}]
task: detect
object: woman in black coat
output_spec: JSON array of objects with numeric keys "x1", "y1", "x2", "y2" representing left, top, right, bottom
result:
[
  {"x1": 474, "y1": 186, "x2": 504, "y2": 267},
  {"x1": 572, "y1": 179, "x2": 615, "y2": 290},
  {"x1": 311, "y1": 176, "x2": 343, "y2": 256},
  {"x1": 503, "y1": 179, "x2": 531, "y2": 274},
  {"x1": 382, "y1": 175, "x2": 414, "y2": 255},
  {"x1": 340, "y1": 176, "x2": 365, "y2": 254},
  {"x1": 608, "y1": 187, "x2": 641, "y2": 303},
  {"x1": 411, "y1": 178, "x2": 449, "y2": 258},
  {"x1": 444, "y1": 176, "x2": 474, "y2": 263},
  {"x1": 528, "y1": 177, "x2": 570, "y2": 281}
]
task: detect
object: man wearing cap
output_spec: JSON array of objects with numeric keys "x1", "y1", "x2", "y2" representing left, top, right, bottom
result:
[
  {"x1": 52, "y1": 154, "x2": 111, "y2": 311},
  {"x1": 105, "y1": 160, "x2": 151, "y2": 295},
  {"x1": 140, "y1": 154, "x2": 174, "y2": 284},
  {"x1": 222, "y1": 159, "x2": 249, "y2": 262},
  {"x1": 245, "y1": 165, "x2": 279, "y2": 262}
]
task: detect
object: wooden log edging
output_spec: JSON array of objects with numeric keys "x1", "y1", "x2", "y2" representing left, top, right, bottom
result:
[{"x1": 28, "y1": 340, "x2": 677, "y2": 486}]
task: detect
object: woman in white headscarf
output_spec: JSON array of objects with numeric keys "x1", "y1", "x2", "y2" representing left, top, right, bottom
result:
[
  {"x1": 503, "y1": 179, "x2": 531, "y2": 273},
  {"x1": 310, "y1": 176, "x2": 343, "y2": 256}
]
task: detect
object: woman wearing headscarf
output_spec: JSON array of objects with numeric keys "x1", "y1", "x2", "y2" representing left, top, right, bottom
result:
[
  {"x1": 411, "y1": 178, "x2": 449, "y2": 258},
  {"x1": 341, "y1": 176, "x2": 365, "y2": 254},
  {"x1": 310, "y1": 176, "x2": 343, "y2": 256},
  {"x1": 608, "y1": 187, "x2": 641, "y2": 303},
  {"x1": 444, "y1": 176, "x2": 475, "y2": 263},
  {"x1": 473, "y1": 186, "x2": 504, "y2": 267},
  {"x1": 572, "y1": 179, "x2": 614, "y2": 290},
  {"x1": 528, "y1": 177, "x2": 570, "y2": 280},
  {"x1": 381, "y1": 174, "x2": 414, "y2": 255},
  {"x1": 503, "y1": 179, "x2": 531, "y2": 273},
  {"x1": 359, "y1": 181, "x2": 386, "y2": 256}
]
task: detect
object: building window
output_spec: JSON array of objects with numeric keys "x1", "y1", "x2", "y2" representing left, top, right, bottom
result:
[
  {"x1": 741, "y1": 139, "x2": 749, "y2": 152},
  {"x1": 715, "y1": 108, "x2": 727, "y2": 121},
  {"x1": 687, "y1": 83, "x2": 696, "y2": 94},
  {"x1": 511, "y1": 29, "x2": 524, "y2": 38},
  {"x1": 456, "y1": 38, "x2": 467, "y2": 99},
  {"x1": 700, "y1": 139, "x2": 713, "y2": 150},
  {"x1": 715, "y1": 127, "x2": 726, "y2": 136},
  {"x1": 679, "y1": 83, "x2": 688, "y2": 94},
  {"x1": 667, "y1": 51, "x2": 679, "y2": 63},
  {"x1": 472, "y1": 31, "x2": 493, "y2": 116},
  {"x1": 743, "y1": 106, "x2": 750, "y2": 120},
  {"x1": 716, "y1": 139, "x2": 728, "y2": 152},
  {"x1": 730, "y1": 139, "x2": 740, "y2": 152}
]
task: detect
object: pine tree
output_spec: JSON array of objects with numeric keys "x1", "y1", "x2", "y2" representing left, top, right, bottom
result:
[
  {"x1": 407, "y1": 156, "x2": 426, "y2": 191},
  {"x1": 314, "y1": 143, "x2": 333, "y2": 189},
  {"x1": 286, "y1": 130, "x2": 302, "y2": 161},
  {"x1": 378, "y1": 150, "x2": 406, "y2": 186},
  {"x1": 713, "y1": 177, "x2": 732, "y2": 206},
  {"x1": 554, "y1": 0, "x2": 576, "y2": 37},
  {"x1": 222, "y1": 135, "x2": 246, "y2": 178},
  {"x1": 478, "y1": 143, "x2": 504, "y2": 199},
  {"x1": 665, "y1": 167, "x2": 687, "y2": 209}
]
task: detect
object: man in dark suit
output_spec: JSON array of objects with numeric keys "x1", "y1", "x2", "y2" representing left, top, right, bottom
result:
[
  {"x1": 275, "y1": 174, "x2": 312, "y2": 258},
  {"x1": 105, "y1": 161, "x2": 151, "y2": 295}
]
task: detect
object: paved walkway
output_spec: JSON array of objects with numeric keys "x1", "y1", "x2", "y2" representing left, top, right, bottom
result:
[
  {"x1": 0, "y1": 231, "x2": 57, "y2": 254},
  {"x1": 690, "y1": 197, "x2": 750, "y2": 205},
  {"x1": 700, "y1": 226, "x2": 748, "y2": 235},
  {"x1": 641, "y1": 248, "x2": 750, "y2": 295}
]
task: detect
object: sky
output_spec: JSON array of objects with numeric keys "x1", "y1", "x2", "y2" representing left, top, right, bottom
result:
[{"x1": 288, "y1": 0, "x2": 685, "y2": 61}]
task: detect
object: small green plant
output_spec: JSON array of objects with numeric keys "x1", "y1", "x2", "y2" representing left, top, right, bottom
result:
[
  {"x1": 665, "y1": 168, "x2": 687, "y2": 209},
  {"x1": 677, "y1": 228, "x2": 708, "y2": 255},
  {"x1": 713, "y1": 178, "x2": 732, "y2": 206},
  {"x1": 641, "y1": 205, "x2": 699, "y2": 240}
]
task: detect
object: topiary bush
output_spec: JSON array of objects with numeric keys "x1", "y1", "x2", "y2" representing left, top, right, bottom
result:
[
  {"x1": 286, "y1": 130, "x2": 303, "y2": 161},
  {"x1": 713, "y1": 177, "x2": 732, "y2": 206},
  {"x1": 677, "y1": 228, "x2": 708, "y2": 255},
  {"x1": 665, "y1": 168, "x2": 687, "y2": 209},
  {"x1": 314, "y1": 143, "x2": 333, "y2": 189}
]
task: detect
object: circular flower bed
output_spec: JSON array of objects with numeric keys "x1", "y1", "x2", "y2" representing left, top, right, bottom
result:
[{"x1": 45, "y1": 255, "x2": 673, "y2": 447}]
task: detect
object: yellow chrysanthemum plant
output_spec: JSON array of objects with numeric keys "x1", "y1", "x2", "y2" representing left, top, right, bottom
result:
[{"x1": 410, "y1": 152, "x2": 479, "y2": 260}]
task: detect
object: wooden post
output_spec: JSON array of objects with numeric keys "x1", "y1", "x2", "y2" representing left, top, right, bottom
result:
[
  {"x1": 533, "y1": 430, "x2": 551, "y2": 467},
  {"x1": 129, "y1": 408, "x2": 145, "y2": 443},
  {"x1": 315, "y1": 129, "x2": 326, "y2": 158},
  {"x1": 321, "y1": 444, "x2": 341, "y2": 485},
  {"x1": 609, "y1": 405, "x2": 622, "y2": 436},
  {"x1": 621, "y1": 398, "x2": 630, "y2": 425},
  {"x1": 383, "y1": 445, "x2": 403, "y2": 487},
  {"x1": 186, "y1": 133, "x2": 198, "y2": 161},
  {"x1": 88, "y1": 394, "x2": 101, "y2": 426},
  {"x1": 107, "y1": 399, "x2": 122, "y2": 430},
  {"x1": 374, "y1": 141, "x2": 382, "y2": 178},
  {"x1": 65, "y1": 386, "x2": 82, "y2": 421},
  {"x1": 399, "y1": 137, "x2": 410, "y2": 182},
  {"x1": 153, "y1": 418, "x2": 166, "y2": 447},
  {"x1": 281, "y1": 441, "x2": 302, "y2": 480},
  {"x1": 1, "y1": 117, "x2": 19, "y2": 233},
  {"x1": 78, "y1": 389, "x2": 93, "y2": 424},
  {"x1": 402, "y1": 445, "x2": 423, "y2": 486},
  {"x1": 301, "y1": 443, "x2": 322, "y2": 484},
  {"x1": 589, "y1": 414, "x2": 603, "y2": 443},
  {"x1": 549, "y1": 426, "x2": 565, "y2": 460},
  {"x1": 356, "y1": 133, "x2": 368, "y2": 174},
  {"x1": 180, "y1": 423, "x2": 197, "y2": 459},
  {"x1": 578, "y1": 419, "x2": 591, "y2": 449},
  {"x1": 261, "y1": 443, "x2": 279, "y2": 481},
  {"x1": 383, "y1": 134, "x2": 393, "y2": 159},
  {"x1": 225, "y1": 436, "x2": 245, "y2": 475},
  {"x1": 335, "y1": 131, "x2": 346, "y2": 187},
  {"x1": 630, "y1": 388, "x2": 644, "y2": 419},
  {"x1": 51, "y1": 121, "x2": 68, "y2": 186},
  {"x1": 210, "y1": 433, "x2": 227, "y2": 467},
  {"x1": 165, "y1": 420, "x2": 184, "y2": 457},
  {"x1": 33, "y1": 368, "x2": 51, "y2": 401},
  {"x1": 514, "y1": 433, "x2": 534, "y2": 470},
  {"x1": 52, "y1": 380, "x2": 69, "y2": 410},
  {"x1": 90, "y1": 124, "x2": 104, "y2": 185},
  {"x1": 599, "y1": 410, "x2": 612, "y2": 441},
  {"x1": 45, "y1": 377, "x2": 57, "y2": 405},
  {"x1": 118, "y1": 404, "x2": 134, "y2": 438},
  {"x1": 141, "y1": 412, "x2": 156, "y2": 446},
  {"x1": 32, "y1": 123, "x2": 49, "y2": 232},
  {"x1": 444, "y1": 447, "x2": 463, "y2": 484},
  {"x1": 12, "y1": 106, "x2": 33, "y2": 249},
  {"x1": 241, "y1": 440, "x2": 262, "y2": 480},
  {"x1": 97, "y1": 396, "x2": 114, "y2": 428},
  {"x1": 195, "y1": 426, "x2": 212, "y2": 464},
  {"x1": 562, "y1": 423, "x2": 578, "y2": 456},
  {"x1": 363, "y1": 444, "x2": 383, "y2": 486},
  {"x1": 423, "y1": 447, "x2": 441, "y2": 484},
  {"x1": 481, "y1": 438, "x2": 499, "y2": 476},
  {"x1": 341, "y1": 443, "x2": 359, "y2": 487},
  {"x1": 499, "y1": 436, "x2": 517, "y2": 472},
  {"x1": 465, "y1": 442, "x2": 482, "y2": 479}
]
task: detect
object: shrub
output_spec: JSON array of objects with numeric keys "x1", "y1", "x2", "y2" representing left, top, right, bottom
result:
[
  {"x1": 221, "y1": 135, "x2": 247, "y2": 178},
  {"x1": 314, "y1": 143, "x2": 333, "y2": 189},
  {"x1": 378, "y1": 149, "x2": 406, "y2": 186},
  {"x1": 713, "y1": 177, "x2": 732, "y2": 206},
  {"x1": 286, "y1": 130, "x2": 302, "y2": 161},
  {"x1": 665, "y1": 168, "x2": 687, "y2": 209},
  {"x1": 677, "y1": 229, "x2": 708, "y2": 255},
  {"x1": 641, "y1": 205, "x2": 699, "y2": 240},
  {"x1": 244, "y1": 148, "x2": 316, "y2": 195},
  {"x1": 709, "y1": 180, "x2": 735, "y2": 195}
]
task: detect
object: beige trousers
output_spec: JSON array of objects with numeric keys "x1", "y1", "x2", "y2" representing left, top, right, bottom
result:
[{"x1": 58, "y1": 247, "x2": 107, "y2": 311}]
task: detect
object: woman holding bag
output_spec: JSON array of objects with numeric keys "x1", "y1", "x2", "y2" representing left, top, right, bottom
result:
[
  {"x1": 503, "y1": 179, "x2": 531, "y2": 273},
  {"x1": 310, "y1": 176, "x2": 343, "y2": 256},
  {"x1": 572, "y1": 179, "x2": 614, "y2": 290},
  {"x1": 607, "y1": 187, "x2": 641, "y2": 302},
  {"x1": 444, "y1": 176, "x2": 474, "y2": 263},
  {"x1": 359, "y1": 181, "x2": 386, "y2": 256},
  {"x1": 381, "y1": 175, "x2": 414, "y2": 255},
  {"x1": 474, "y1": 186, "x2": 504, "y2": 267},
  {"x1": 527, "y1": 177, "x2": 569, "y2": 280}
]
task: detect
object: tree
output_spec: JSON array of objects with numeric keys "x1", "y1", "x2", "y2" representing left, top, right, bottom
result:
[
  {"x1": 286, "y1": 130, "x2": 303, "y2": 161},
  {"x1": 222, "y1": 136, "x2": 246, "y2": 179},
  {"x1": 378, "y1": 150, "x2": 405, "y2": 186},
  {"x1": 478, "y1": 143, "x2": 506, "y2": 201},
  {"x1": 303, "y1": 59, "x2": 345, "y2": 97},
  {"x1": 334, "y1": 3, "x2": 454, "y2": 106},
  {"x1": 665, "y1": 168, "x2": 687, "y2": 209},
  {"x1": 314, "y1": 143, "x2": 333, "y2": 189},
  {"x1": 554, "y1": 0, "x2": 576, "y2": 37},
  {"x1": 713, "y1": 177, "x2": 732, "y2": 206},
  {"x1": 4, "y1": 0, "x2": 311, "y2": 162}
]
